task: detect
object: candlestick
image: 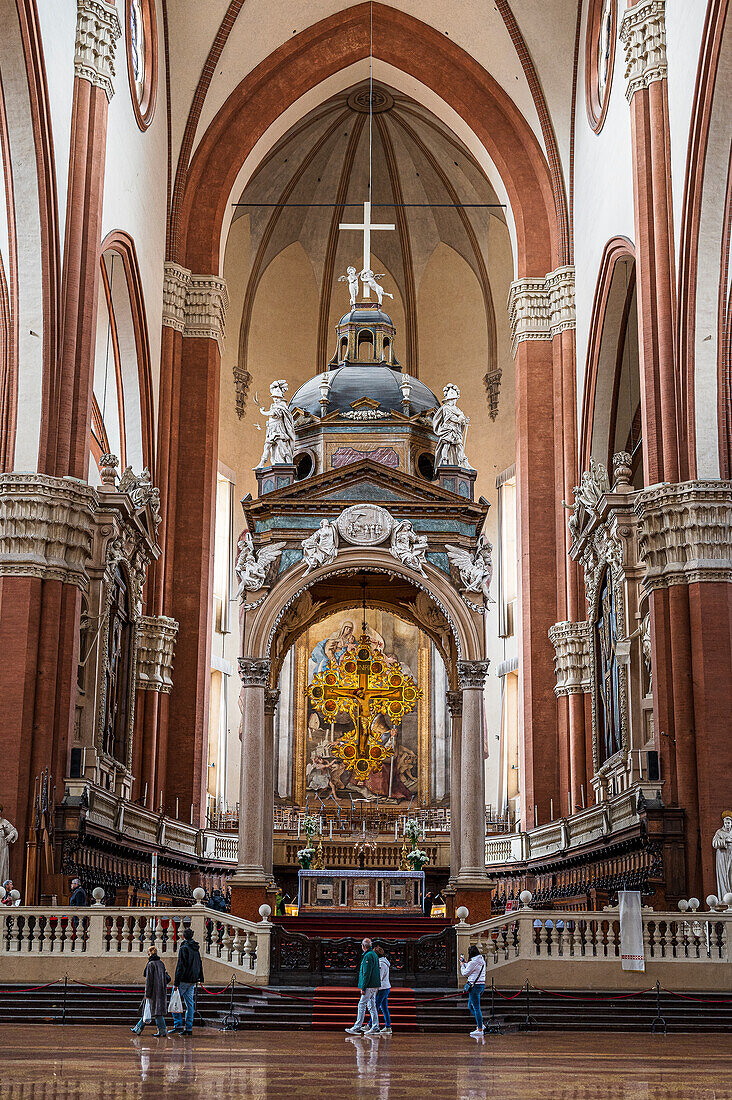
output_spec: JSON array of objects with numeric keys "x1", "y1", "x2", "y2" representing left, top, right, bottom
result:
[
  {"x1": 297, "y1": 818, "x2": 301, "y2": 837},
  {"x1": 568, "y1": 790, "x2": 572, "y2": 816},
  {"x1": 580, "y1": 784, "x2": 585, "y2": 809},
  {"x1": 190, "y1": 803, "x2": 194, "y2": 824},
  {"x1": 394, "y1": 820, "x2": 398, "y2": 841},
  {"x1": 533, "y1": 804, "x2": 538, "y2": 828},
  {"x1": 81, "y1": 747, "x2": 86, "y2": 776},
  {"x1": 143, "y1": 782, "x2": 148, "y2": 807},
  {"x1": 363, "y1": 820, "x2": 366, "y2": 837},
  {"x1": 175, "y1": 798, "x2": 179, "y2": 819},
  {"x1": 329, "y1": 820, "x2": 333, "y2": 839},
  {"x1": 550, "y1": 798, "x2": 554, "y2": 821}
]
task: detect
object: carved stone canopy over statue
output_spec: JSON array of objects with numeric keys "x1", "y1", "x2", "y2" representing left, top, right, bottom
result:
[
  {"x1": 117, "y1": 465, "x2": 162, "y2": 530},
  {"x1": 445, "y1": 534, "x2": 495, "y2": 603},
  {"x1": 235, "y1": 532, "x2": 285, "y2": 597},
  {"x1": 713, "y1": 812, "x2": 732, "y2": 900},
  {"x1": 257, "y1": 379, "x2": 297, "y2": 468},
  {"x1": 389, "y1": 519, "x2": 428, "y2": 576},
  {"x1": 432, "y1": 384, "x2": 473, "y2": 471},
  {"x1": 565, "y1": 457, "x2": 611, "y2": 548},
  {"x1": 302, "y1": 519, "x2": 339, "y2": 575},
  {"x1": 0, "y1": 809, "x2": 18, "y2": 886}
]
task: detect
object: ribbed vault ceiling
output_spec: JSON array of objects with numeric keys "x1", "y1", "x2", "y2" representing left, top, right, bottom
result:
[{"x1": 233, "y1": 83, "x2": 506, "y2": 376}]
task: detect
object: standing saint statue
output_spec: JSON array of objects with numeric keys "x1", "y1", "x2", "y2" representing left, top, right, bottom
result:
[
  {"x1": 0, "y1": 809, "x2": 18, "y2": 885},
  {"x1": 712, "y1": 812, "x2": 732, "y2": 899},
  {"x1": 257, "y1": 379, "x2": 297, "y2": 467},
  {"x1": 338, "y1": 266, "x2": 360, "y2": 307},
  {"x1": 432, "y1": 383, "x2": 473, "y2": 470}
]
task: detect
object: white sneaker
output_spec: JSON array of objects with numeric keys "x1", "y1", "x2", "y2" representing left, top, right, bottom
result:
[
  {"x1": 382, "y1": 1027, "x2": 392, "y2": 1035},
  {"x1": 470, "y1": 1028, "x2": 483, "y2": 1038},
  {"x1": 345, "y1": 1026, "x2": 364, "y2": 1034},
  {"x1": 364, "y1": 1026, "x2": 381, "y2": 1035}
]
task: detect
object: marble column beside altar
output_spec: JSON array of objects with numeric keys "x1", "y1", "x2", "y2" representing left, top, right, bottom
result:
[
  {"x1": 230, "y1": 657, "x2": 270, "y2": 918},
  {"x1": 457, "y1": 661, "x2": 490, "y2": 892},
  {"x1": 447, "y1": 690, "x2": 463, "y2": 885},
  {"x1": 263, "y1": 689, "x2": 280, "y2": 880}
]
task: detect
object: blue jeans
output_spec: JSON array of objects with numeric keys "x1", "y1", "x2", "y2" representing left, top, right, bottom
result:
[
  {"x1": 132, "y1": 1014, "x2": 166, "y2": 1034},
  {"x1": 467, "y1": 983, "x2": 484, "y2": 1030},
  {"x1": 376, "y1": 989, "x2": 390, "y2": 1028},
  {"x1": 172, "y1": 983, "x2": 195, "y2": 1031}
]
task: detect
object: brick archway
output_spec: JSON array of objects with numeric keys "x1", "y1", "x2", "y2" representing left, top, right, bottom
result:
[{"x1": 157, "y1": 4, "x2": 565, "y2": 827}]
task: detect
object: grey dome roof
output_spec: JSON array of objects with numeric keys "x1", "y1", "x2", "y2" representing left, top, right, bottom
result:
[
  {"x1": 290, "y1": 366, "x2": 439, "y2": 417},
  {"x1": 338, "y1": 306, "x2": 395, "y2": 326}
]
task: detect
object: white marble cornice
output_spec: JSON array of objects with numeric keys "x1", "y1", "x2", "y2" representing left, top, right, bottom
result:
[
  {"x1": 162, "y1": 265, "x2": 228, "y2": 352},
  {"x1": 136, "y1": 615, "x2": 179, "y2": 693},
  {"x1": 635, "y1": 480, "x2": 732, "y2": 590},
  {"x1": 549, "y1": 620, "x2": 592, "y2": 696},
  {"x1": 75, "y1": 0, "x2": 121, "y2": 101},
  {"x1": 508, "y1": 266, "x2": 576, "y2": 356},
  {"x1": 0, "y1": 474, "x2": 97, "y2": 589},
  {"x1": 620, "y1": 0, "x2": 667, "y2": 102}
]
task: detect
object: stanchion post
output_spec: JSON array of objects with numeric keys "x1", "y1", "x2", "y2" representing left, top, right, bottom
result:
[
  {"x1": 651, "y1": 979, "x2": 667, "y2": 1034},
  {"x1": 485, "y1": 976, "x2": 502, "y2": 1034},
  {"x1": 523, "y1": 979, "x2": 537, "y2": 1030},
  {"x1": 59, "y1": 974, "x2": 68, "y2": 1026},
  {"x1": 222, "y1": 976, "x2": 238, "y2": 1031}
]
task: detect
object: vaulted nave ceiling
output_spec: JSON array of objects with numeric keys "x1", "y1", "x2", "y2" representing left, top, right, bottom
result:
[{"x1": 232, "y1": 83, "x2": 506, "y2": 375}]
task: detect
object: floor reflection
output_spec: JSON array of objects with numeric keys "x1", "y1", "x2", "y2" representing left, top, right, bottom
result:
[{"x1": 1, "y1": 1026, "x2": 731, "y2": 1099}]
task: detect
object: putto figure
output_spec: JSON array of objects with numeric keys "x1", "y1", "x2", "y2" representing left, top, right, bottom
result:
[
  {"x1": 432, "y1": 384, "x2": 473, "y2": 470},
  {"x1": 302, "y1": 519, "x2": 339, "y2": 576},
  {"x1": 445, "y1": 534, "x2": 495, "y2": 603},
  {"x1": 257, "y1": 380, "x2": 297, "y2": 467},
  {"x1": 338, "y1": 266, "x2": 360, "y2": 307},
  {"x1": 390, "y1": 520, "x2": 428, "y2": 576},
  {"x1": 234, "y1": 532, "x2": 286, "y2": 597},
  {"x1": 360, "y1": 268, "x2": 393, "y2": 306}
]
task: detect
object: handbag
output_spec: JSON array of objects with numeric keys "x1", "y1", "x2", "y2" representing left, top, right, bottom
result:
[
  {"x1": 142, "y1": 999, "x2": 152, "y2": 1023},
  {"x1": 169, "y1": 988, "x2": 183, "y2": 1014}
]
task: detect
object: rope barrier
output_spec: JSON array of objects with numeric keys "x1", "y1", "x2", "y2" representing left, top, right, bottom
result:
[
  {"x1": 661, "y1": 987, "x2": 732, "y2": 1005},
  {"x1": 533, "y1": 986, "x2": 654, "y2": 1002},
  {"x1": 0, "y1": 980, "x2": 63, "y2": 993}
]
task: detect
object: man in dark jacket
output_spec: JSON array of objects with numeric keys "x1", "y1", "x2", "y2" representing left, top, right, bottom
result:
[
  {"x1": 345, "y1": 938, "x2": 380, "y2": 1034},
  {"x1": 69, "y1": 878, "x2": 87, "y2": 906},
  {"x1": 172, "y1": 928, "x2": 204, "y2": 1034}
]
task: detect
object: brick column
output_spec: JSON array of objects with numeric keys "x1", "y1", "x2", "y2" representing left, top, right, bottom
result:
[
  {"x1": 549, "y1": 620, "x2": 592, "y2": 812},
  {"x1": 133, "y1": 615, "x2": 178, "y2": 807},
  {"x1": 156, "y1": 267, "x2": 228, "y2": 821},
  {"x1": 229, "y1": 657, "x2": 270, "y2": 920}
]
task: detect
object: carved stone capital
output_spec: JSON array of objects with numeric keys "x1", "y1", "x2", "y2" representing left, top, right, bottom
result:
[
  {"x1": 0, "y1": 474, "x2": 97, "y2": 590},
  {"x1": 238, "y1": 657, "x2": 270, "y2": 689},
  {"x1": 75, "y1": 0, "x2": 122, "y2": 101},
  {"x1": 233, "y1": 365, "x2": 252, "y2": 420},
  {"x1": 457, "y1": 660, "x2": 490, "y2": 691},
  {"x1": 162, "y1": 263, "x2": 191, "y2": 333},
  {"x1": 508, "y1": 267, "x2": 575, "y2": 356},
  {"x1": 446, "y1": 689, "x2": 463, "y2": 718},
  {"x1": 620, "y1": 0, "x2": 667, "y2": 102},
  {"x1": 635, "y1": 480, "x2": 732, "y2": 590},
  {"x1": 135, "y1": 616, "x2": 179, "y2": 693},
  {"x1": 548, "y1": 620, "x2": 592, "y2": 696},
  {"x1": 162, "y1": 266, "x2": 229, "y2": 352},
  {"x1": 483, "y1": 368, "x2": 502, "y2": 421},
  {"x1": 264, "y1": 689, "x2": 280, "y2": 716}
]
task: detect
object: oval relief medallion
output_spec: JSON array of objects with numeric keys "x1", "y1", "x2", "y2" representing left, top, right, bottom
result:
[{"x1": 336, "y1": 504, "x2": 394, "y2": 546}]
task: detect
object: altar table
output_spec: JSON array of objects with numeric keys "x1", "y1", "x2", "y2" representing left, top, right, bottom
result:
[{"x1": 297, "y1": 869, "x2": 424, "y2": 913}]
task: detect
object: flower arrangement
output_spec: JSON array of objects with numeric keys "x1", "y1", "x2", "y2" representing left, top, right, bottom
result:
[
  {"x1": 301, "y1": 815, "x2": 319, "y2": 842},
  {"x1": 404, "y1": 818, "x2": 422, "y2": 844},
  {"x1": 407, "y1": 847, "x2": 430, "y2": 870},
  {"x1": 297, "y1": 846, "x2": 316, "y2": 869}
]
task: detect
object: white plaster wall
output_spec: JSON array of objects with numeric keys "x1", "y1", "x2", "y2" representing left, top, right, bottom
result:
[
  {"x1": 665, "y1": 0, "x2": 706, "y2": 264},
  {"x1": 100, "y1": 0, "x2": 168, "y2": 428},
  {"x1": 573, "y1": 2, "x2": 636, "y2": 431},
  {"x1": 35, "y1": 0, "x2": 75, "y2": 253}
]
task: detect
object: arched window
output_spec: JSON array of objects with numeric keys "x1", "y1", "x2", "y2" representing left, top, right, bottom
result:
[
  {"x1": 340, "y1": 336, "x2": 348, "y2": 361},
  {"x1": 585, "y1": 0, "x2": 616, "y2": 133},
  {"x1": 125, "y1": 0, "x2": 157, "y2": 130},
  {"x1": 357, "y1": 330, "x2": 374, "y2": 360},
  {"x1": 383, "y1": 337, "x2": 391, "y2": 363}
]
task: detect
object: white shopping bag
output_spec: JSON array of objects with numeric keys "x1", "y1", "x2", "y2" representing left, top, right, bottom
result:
[
  {"x1": 169, "y1": 988, "x2": 183, "y2": 1014},
  {"x1": 142, "y1": 999, "x2": 152, "y2": 1022}
]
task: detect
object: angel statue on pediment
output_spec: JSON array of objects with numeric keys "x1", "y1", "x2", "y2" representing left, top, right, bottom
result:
[
  {"x1": 235, "y1": 532, "x2": 285, "y2": 597},
  {"x1": 446, "y1": 534, "x2": 495, "y2": 603}
]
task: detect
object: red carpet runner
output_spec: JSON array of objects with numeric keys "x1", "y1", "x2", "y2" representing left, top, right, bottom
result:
[{"x1": 312, "y1": 986, "x2": 418, "y2": 1031}]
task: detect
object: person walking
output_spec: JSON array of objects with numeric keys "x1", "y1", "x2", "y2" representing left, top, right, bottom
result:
[
  {"x1": 172, "y1": 928, "x2": 204, "y2": 1035},
  {"x1": 460, "y1": 944, "x2": 486, "y2": 1037},
  {"x1": 345, "y1": 938, "x2": 380, "y2": 1035},
  {"x1": 130, "y1": 946, "x2": 171, "y2": 1036},
  {"x1": 374, "y1": 944, "x2": 391, "y2": 1035}
]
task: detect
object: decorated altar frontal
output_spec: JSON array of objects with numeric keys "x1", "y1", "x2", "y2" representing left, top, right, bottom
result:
[{"x1": 298, "y1": 869, "x2": 424, "y2": 913}]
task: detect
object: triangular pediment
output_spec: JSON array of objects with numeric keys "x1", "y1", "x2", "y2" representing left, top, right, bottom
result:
[{"x1": 243, "y1": 459, "x2": 487, "y2": 516}]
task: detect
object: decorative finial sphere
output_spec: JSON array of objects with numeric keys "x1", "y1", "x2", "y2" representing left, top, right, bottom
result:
[
  {"x1": 706, "y1": 894, "x2": 719, "y2": 909},
  {"x1": 677, "y1": 899, "x2": 689, "y2": 912},
  {"x1": 455, "y1": 905, "x2": 469, "y2": 922},
  {"x1": 519, "y1": 890, "x2": 533, "y2": 907},
  {"x1": 92, "y1": 887, "x2": 105, "y2": 905},
  {"x1": 688, "y1": 897, "x2": 700, "y2": 911},
  {"x1": 723, "y1": 893, "x2": 732, "y2": 907},
  {"x1": 259, "y1": 904, "x2": 272, "y2": 921},
  {"x1": 9, "y1": 890, "x2": 20, "y2": 903},
  {"x1": 192, "y1": 887, "x2": 206, "y2": 905}
]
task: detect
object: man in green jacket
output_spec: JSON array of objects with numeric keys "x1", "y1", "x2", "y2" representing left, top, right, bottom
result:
[{"x1": 345, "y1": 938, "x2": 381, "y2": 1034}]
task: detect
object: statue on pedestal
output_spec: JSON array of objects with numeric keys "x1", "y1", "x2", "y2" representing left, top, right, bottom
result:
[
  {"x1": 445, "y1": 534, "x2": 495, "y2": 603},
  {"x1": 0, "y1": 809, "x2": 18, "y2": 886},
  {"x1": 302, "y1": 519, "x2": 339, "y2": 575},
  {"x1": 712, "y1": 812, "x2": 732, "y2": 899},
  {"x1": 360, "y1": 269, "x2": 393, "y2": 306},
  {"x1": 390, "y1": 520, "x2": 428, "y2": 576},
  {"x1": 432, "y1": 384, "x2": 473, "y2": 470},
  {"x1": 338, "y1": 266, "x2": 360, "y2": 307},
  {"x1": 257, "y1": 380, "x2": 296, "y2": 467},
  {"x1": 235, "y1": 532, "x2": 286, "y2": 597}
]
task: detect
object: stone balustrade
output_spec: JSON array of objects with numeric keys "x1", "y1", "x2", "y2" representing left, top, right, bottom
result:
[{"x1": 0, "y1": 904, "x2": 271, "y2": 985}]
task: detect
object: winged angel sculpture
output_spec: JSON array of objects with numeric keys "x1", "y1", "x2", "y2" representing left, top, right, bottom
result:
[
  {"x1": 235, "y1": 533, "x2": 285, "y2": 598},
  {"x1": 445, "y1": 535, "x2": 495, "y2": 603}
]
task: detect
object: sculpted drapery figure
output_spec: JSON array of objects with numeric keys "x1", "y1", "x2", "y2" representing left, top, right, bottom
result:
[
  {"x1": 389, "y1": 520, "x2": 428, "y2": 576},
  {"x1": 302, "y1": 519, "x2": 339, "y2": 575},
  {"x1": 713, "y1": 812, "x2": 732, "y2": 899},
  {"x1": 446, "y1": 534, "x2": 495, "y2": 602},
  {"x1": 234, "y1": 533, "x2": 286, "y2": 597},
  {"x1": 257, "y1": 379, "x2": 297, "y2": 467},
  {"x1": 0, "y1": 810, "x2": 18, "y2": 885},
  {"x1": 432, "y1": 383, "x2": 473, "y2": 470}
]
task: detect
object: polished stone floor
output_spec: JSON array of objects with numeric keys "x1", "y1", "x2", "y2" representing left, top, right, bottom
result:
[{"x1": 1, "y1": 1026, "x2": 731, "y2": 1098}]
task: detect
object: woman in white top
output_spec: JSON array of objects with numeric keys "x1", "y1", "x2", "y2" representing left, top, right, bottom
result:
[
  {"x1": 459, "y1": 944, "x2": 486, "y2": 1037},
  {"x1": 374, "y1": 944, "x2": 392, "y2": 1035}
]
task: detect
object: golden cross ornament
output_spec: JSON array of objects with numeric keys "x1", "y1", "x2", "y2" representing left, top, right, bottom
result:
[{"x1": 307, "y1": 631, "x2": 421, "y2": 780}]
